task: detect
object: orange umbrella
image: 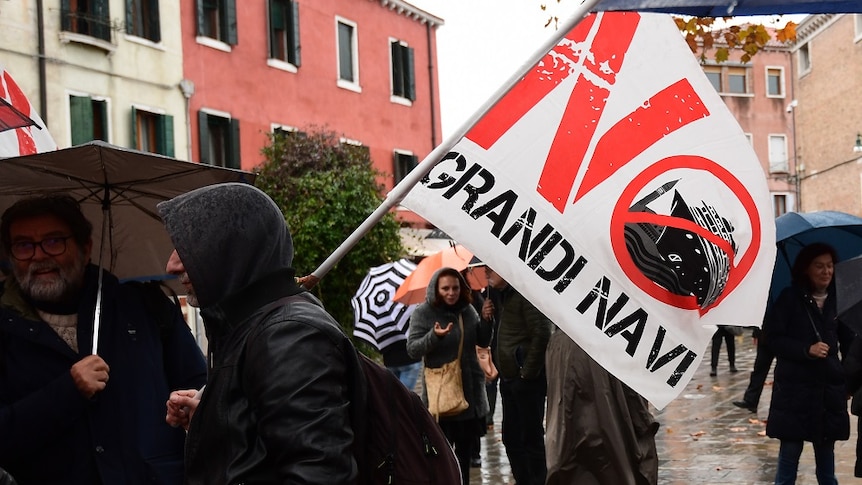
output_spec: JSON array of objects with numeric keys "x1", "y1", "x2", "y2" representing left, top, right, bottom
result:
[{"x1": 393, "y1": 244, "x2": 488, "y2": 305}]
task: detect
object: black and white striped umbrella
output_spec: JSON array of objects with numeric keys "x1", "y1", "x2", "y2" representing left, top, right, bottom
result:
[{"x1": 351, "y1": 259, "x2": 418, "y2": 350}]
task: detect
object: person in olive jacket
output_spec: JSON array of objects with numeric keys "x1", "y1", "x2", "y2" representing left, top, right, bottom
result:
[
  {"x1": 763, "y1": 242, "x2": 854, "y2": 485},
  {"x1": 485, "y1": 265, "x2": 552, "y2": 485}
]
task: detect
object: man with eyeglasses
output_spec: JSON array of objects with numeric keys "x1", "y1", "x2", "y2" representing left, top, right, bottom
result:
[{"x1": 0, "y1": 194, "x2": 207, "y2": 485}]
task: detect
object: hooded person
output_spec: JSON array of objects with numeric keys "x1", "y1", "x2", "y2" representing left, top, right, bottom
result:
[{"x1": 157, "y1": 183, "x2": 360, "y2": 485}]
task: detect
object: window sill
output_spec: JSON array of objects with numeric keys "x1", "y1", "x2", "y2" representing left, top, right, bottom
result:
[
  {"x1": 123, "y1": 34, "x2": 165, "y2": 51},
  {"x1": 390, "y1": 95, "x2": 413, "y2": 107},
  {"x1": 337, "y1": 79, "x2": 362, "y2": 93},
  {"x1": 195, "y1": 36, "x2": 231, "y2": 53},
  {"x1": 267, "y1": 59, "x2": 298, "y2": 74},
  {"x1": 719, "y1": 92, "x2": 754, "y2": 98},
  {"x1": 58, "y1": 31, "x2": 116, "y2": 54}
]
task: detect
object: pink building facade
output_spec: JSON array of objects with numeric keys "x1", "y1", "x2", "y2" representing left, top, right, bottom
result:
[
  {"x1": 702, "y1": 32, "x2": 797, "y2": 217},
  {"x1": 180, "y1": 0, "x2": 443, "y2": 215}
]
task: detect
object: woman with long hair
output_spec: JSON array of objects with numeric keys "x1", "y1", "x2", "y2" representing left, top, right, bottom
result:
[{"x1": 407, "y1": 267, "x2": 491, "y2": 484}]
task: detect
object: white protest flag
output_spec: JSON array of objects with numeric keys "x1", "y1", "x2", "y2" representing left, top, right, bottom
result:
[
  {"x1": 0, "y1": 64, "x2": 57, "y2": 158},
  {"x1": 400, "y1": 12, "x2": 776, "y2": 408}
]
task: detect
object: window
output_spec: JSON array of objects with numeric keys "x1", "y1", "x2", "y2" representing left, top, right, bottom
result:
[
  {"x1": 132, "y1": 107, "x2": 174, "y2": 156},
  {"x1": 69, "y1": 94, "x2": 109, "y2": 145},
  {"x1": 197, "y1": 0, "x2": 237, "y2": 45},
  {"x1": 855, "y1": 14, "x2": 862, "y2": 41},
  {"x1": 126, "y1": 0, "x2": 160, "y2": 42},
  {"x1": 773, "y1": 194, "x2": 788, "y2": 217},
  {"x1": 61, "y1": 0, "x2": 111, "y2": 41},
  {"x1": 798, "y1": 43, "x2": 811, "y2": 74},
  {"x1": 768, "y1": 134, "x2": 788, "y2": 173},
  {"x1": 394, "y1": 150, "x2": 418, "y2": 183},
  {"x1": 269, "y1": 0, "x2": 300, "y2": 66},
  {"x1": 703, "y1": 66, "x2": 721, "y2": 92},
  {"x1": 727, "y1": 66, "x2": 748, "y2": 94},
  {"x1": 391, "y1": 40, "x2": 415, "y2": 101},
  {"x1": 198, "y1": 110, "x2": 240, "y2": 169},
  {"x1": 766, "y1": 67, "x2": 784, "y2": 97},
  {"x1": 337, "y1": 18, "x2": 359, "y2": 87}
]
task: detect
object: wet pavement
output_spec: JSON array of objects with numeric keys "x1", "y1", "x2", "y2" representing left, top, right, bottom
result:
[{"x1": 470, "y1": 335, "x2": 860, "y2": 484}]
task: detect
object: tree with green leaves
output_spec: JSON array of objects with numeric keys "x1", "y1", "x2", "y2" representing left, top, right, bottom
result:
[{"x1": 255, "y1": 127, "x2": 404, "y2": 353}]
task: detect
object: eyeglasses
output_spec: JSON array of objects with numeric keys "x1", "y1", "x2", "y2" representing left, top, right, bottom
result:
[{"x1": 9, "y1": 236, "x2": 73, "y2": 261}]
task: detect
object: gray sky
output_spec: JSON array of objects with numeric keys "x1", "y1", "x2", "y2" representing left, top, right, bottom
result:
[
  {"x1": 410, "y1": 0, "x2": 584, "y2": 137},
  {"x1": 408, "y1": 1, "x2": 803, "y2": 138}
]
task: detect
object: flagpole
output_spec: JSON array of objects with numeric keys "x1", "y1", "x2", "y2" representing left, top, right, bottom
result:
[{"x1": 309, "y1": 0, "x2": 604, "y2": 284}]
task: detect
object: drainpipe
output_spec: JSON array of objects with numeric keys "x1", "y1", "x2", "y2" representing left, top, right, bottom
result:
[
  {"x1": 179, "y1": 79, "x2": 195, "y2": 162},
  {"x1": 426, "y1": 22, "x2": 437, "y2": 149},
  {"x1": 37, "y1": 0, "x2": 48, "y2": 123}
]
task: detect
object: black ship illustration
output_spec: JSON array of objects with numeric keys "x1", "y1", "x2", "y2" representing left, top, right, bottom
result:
[{"x1": 624, "y1": 179, "x2": 737, "y2": 309}]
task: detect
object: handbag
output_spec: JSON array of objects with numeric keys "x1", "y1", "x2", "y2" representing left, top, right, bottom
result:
[
  {"x1": 476, "y1": 346, "x2": 498, "y2": 382},
  {"x1": 424, "y1": 316, "x2": 470, "y2": 419}
]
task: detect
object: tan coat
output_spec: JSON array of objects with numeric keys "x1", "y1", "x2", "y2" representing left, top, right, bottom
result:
[{"x1": 545, "y1": 330, "x2": 659, "y2": 485}]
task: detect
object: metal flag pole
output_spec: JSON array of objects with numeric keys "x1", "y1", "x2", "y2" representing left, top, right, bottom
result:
[{"x1": 309, "y1": 0, "x2": 604, "y2": 285}]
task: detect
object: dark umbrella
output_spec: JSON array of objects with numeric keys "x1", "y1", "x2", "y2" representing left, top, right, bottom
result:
[
  {"x1": 771, "y1": 211, "x2": 862, "y2": 311},
  {"x1": 835, "y1": 255, "x2": 862, "y2": 335},
  {"x1": 351, "y1": 259, "x2": 418, "y2": 351},
  {"x1": 0, "y1": 140, "x2": 256, "y2": 353}
]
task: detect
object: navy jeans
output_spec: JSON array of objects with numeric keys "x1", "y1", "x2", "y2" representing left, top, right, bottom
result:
[
  {"x1": 775, "y1": 439, "x2": 837, "y2": 485},
  {"x1": 500, "y1": 375, "x2": 547, "y2": 485},
  {"x1": 386, "y1": 361, "x2": 422, "y2": 392}
]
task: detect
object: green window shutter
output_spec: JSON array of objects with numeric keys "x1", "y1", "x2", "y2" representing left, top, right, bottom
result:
[
  {"x1": 226, "y1": 0, "x2": 238, "y2": 45},
  {"x1": 228, "y1": 118, "x2": 241, "y2": 169},
  {"x1": 125, "y1": 0, "x2": 133, "y2": 35},
  {"x1": 391, "y1": 42, "x2": 403, "y2": 96},
  {"x1": 70, "y1": 95, "x2": 94, "y2": 145},
  {"x1": 95, "y1": 101, "x2": 108, "y2": 141},
  {"x1": 289, "y1": 1, "x2": 300, "y2": 66},
  {"x1": 271, "y1": 0, "x2": 284, "y2": 28},
  {"x1": 61, "y1": 0, "x2": 72, "y2": 31},
  {"x1": 268, "y1": 0, "x2": 281, "y2": 59},
  {"x1": 93, "y1": 0, "x2": 110, "y2": 41},
  {"x1": 130, "y1": 106, "x2": 138, "y2": 148},
  {"x1": 159, "y1": 114, "x2": 175, "y2": 157},
  {"x1": 406, "y1": 46, "x2": 415, "y2": 101},
  {"x1": 198, "y1": 111, "x2": 210, "y2": 164},
  {"x1": 149, "y1": 0, "x2": 161, "y2": 42},
  {"x1": 338, "y1": 23, "x2": 353, "y2": 81},
  {"x1": 195, "y1": 0, "x2": 205, "y2": 36}
]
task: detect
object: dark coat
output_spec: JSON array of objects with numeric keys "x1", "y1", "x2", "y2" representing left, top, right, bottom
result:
[
  {"x1": 0, "y1": 265, "x2": 207, "y2": 485},
  {"x1": 186, "y1": 271, "x2": 358, "y2": 485},
  {"x1": 764, "y1": 283, "x2": 853, "y2": 442},
  {"x1": 496, "y1": 286, "x2": 553, "y2": 380},
  {"x1": 406, "y1": 269, "x2": 491, "y2": 422}
]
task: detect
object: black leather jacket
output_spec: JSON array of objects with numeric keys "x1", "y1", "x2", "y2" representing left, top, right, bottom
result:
[{"x1": 185, "y1": 271, "x2": 358, "y2": 485}]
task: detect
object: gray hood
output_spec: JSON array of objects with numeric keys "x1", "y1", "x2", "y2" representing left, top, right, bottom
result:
[
  {"x1": 157, "y1": 183, "x2": 294, "y2": 308},
  {"x1": 424, "y1": 267, "x2": 470, "y2": 309}
]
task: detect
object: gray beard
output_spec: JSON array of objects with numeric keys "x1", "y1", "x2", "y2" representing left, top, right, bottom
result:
[{"x1": 14, "y1": 252, "x2": 87, "y2": 303}]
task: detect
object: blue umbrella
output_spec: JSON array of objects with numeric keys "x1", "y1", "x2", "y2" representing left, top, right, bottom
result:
[
  {"x1": 770, "y1": 211, "x2": 862, "y2": 309},
  {"x1": 594, "y1": 0, "x2": 862, "y2": 16}
]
